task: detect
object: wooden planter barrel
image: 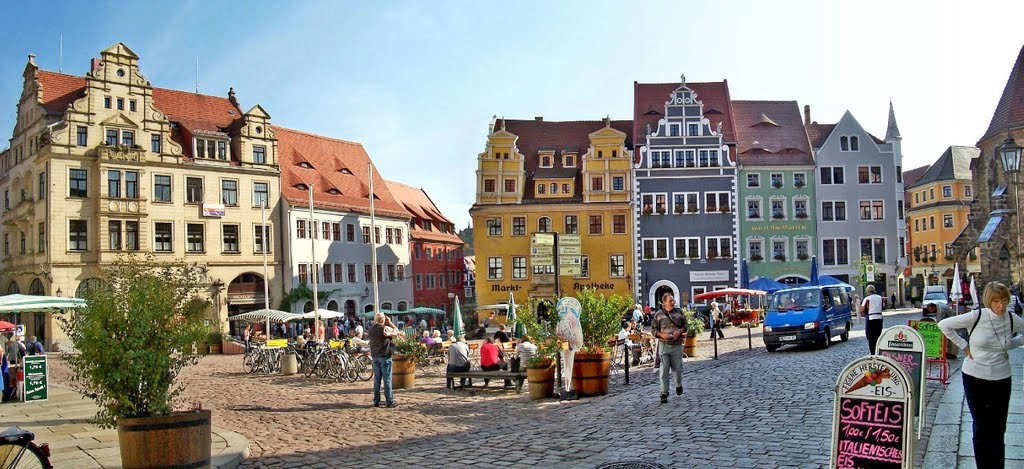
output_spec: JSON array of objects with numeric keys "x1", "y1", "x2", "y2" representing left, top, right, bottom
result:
[
  {"x1": 392, "y1": 355, "x2": 416, "y2": 389},
  {"x1": 526, "y1": 359, "x2": 555, "y2": 400},
  {"x1": 683, "y1": 334, "x2": 698, "y2": 357},
  {"x1": 572, "y1": 351, "x2": 611, "y2": 397},
  {"x1": 209, "y1": 342, "x2": 222, "y2": 354},
  {"x1": 117, "y1": 410, "x2": 212, "y2": 468}
]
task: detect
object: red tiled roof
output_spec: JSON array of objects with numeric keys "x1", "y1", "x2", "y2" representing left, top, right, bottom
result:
[
  {"x1": 385, "y1": 180, "x2": 463, "y2": 245},
  {"x1": 731, "y1": 100, "x2": 813, "y2": 166},
  {"x1": 37, "y1": 70, "x2": 241, "y2": 129},
  {"x1": 903, "y1": 164, "x2": 930, "y2": 189},
  {"x1": 633, "y1": 81, "x2": 737, "y2": 147},
  {"x1": 981, "y1": 44, "x2": 1024, "y2": 143},
  {"x1": 493, "y1": 118, "x2": 634, "y2": 202},
  {"x1": 276, "y1": 127, "x2": 409, "y2": 218},
  {"x1": 805, "y1": 123, "x2": 835, "y2": 148}
]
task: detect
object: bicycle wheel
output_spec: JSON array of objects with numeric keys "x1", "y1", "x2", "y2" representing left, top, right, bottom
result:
[
  {"x1": 242, "y1": 354, "x2": 254, "y2": 374},
  {"x1": 356, "y1": 355, "x2": 373, "y2": 381},
  {"x1": 0, "y1": 441, "x2": 53, "y2": 469},
  {"x1": 305, "y1": 354, "x2": 319, "y2": 378}
]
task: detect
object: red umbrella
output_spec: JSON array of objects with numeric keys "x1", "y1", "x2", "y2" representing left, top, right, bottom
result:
[
  {"x1": 0, "y1": 320, "x2": 15, "y2": 331},
  {"x1": 693, "y1": 288, "x2": 767, "y2": 301}
]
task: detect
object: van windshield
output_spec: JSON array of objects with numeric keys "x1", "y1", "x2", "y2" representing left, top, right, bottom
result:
[
  {"x1": 923, "y1": 293, "x2": 946, "y2": 300},
  {"x1": 771, "y1": 290, "x2": 822, "y2": 310}
]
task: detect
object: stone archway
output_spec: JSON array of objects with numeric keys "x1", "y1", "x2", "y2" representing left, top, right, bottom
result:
[
  {"x1": 648, "y1": 279, "x2": 678, "y2": 309},
  {"x1": 397, "y1": 301, "x2": 408, "y2": 311},
  {"x1": 327, "y1": 299, "x2": 340, "y2": 312},
  {"x1": 345, "y1": 300, "x2": 356, "y2": 317}
]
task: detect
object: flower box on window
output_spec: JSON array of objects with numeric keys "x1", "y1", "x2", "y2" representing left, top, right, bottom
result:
[
  {"x1": 642, "y1": 205, "x2": 653, "y2": 216},
  {"x1": 674, "y1": 205, "x2": 685, "y2": 214},
  {"x1": 750, "y1": 254, "x2": 764, "y2": 262},
  {"x1": 772, "y1": 213, "x2": 785, "y2": 220},
  {"x1": 797, "y1": 253, "x2": 809, "y2": 261},
  {"x1": 719, "y1": 207, "x2": 730, "y2": 214},
  {"x1": 656, "y1": 207, "x2": 666, "y2": 215},
  {"x1": 772, "y1": 181, "x2": 783, "y2": 189},
  {"x1": 795, "y1": 212, "x2": 808, "y2": 219},
  {"x1": 773, "y1": 254, "x2": 787, "y2": 262}
]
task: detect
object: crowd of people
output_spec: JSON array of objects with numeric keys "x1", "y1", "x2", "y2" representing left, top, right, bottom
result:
[{"x1": 1, "y1": 332, "x2": 45, "y2": 402}]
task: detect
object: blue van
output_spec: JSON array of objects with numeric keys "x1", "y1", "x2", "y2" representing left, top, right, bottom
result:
[{"x1": 762, "y1": 285, "x2": 853, "y2": 352}]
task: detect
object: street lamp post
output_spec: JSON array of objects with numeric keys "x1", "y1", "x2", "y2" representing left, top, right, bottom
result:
[{"x1": 998, "y1": 132, "x2": 1023, "y2": 287}]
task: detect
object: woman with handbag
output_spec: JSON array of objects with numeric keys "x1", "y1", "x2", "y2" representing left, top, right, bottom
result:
[{"x1": 939, "y1": 281, "x2": 1023, "y2": 469}]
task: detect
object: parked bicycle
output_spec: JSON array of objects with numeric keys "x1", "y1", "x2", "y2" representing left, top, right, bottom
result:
[
  {"x1": 0, "y1": 427, "x2": 53, "y2": 469},
  {"x1": 243, "y1": 343, "x2": 283, "y2": 374}
]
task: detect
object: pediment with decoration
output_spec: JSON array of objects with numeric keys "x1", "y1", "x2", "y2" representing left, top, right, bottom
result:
[{"x1": 101, "y1": 113, "x2": 140, "y2": 128}]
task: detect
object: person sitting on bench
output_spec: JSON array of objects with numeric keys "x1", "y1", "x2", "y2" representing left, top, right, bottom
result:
[
  {"x1": 446, "y1": 336, "x2": 471, "y2": 388},
  {"x1": 480, "y1": 336, "x2": 510, "y2": 386}
]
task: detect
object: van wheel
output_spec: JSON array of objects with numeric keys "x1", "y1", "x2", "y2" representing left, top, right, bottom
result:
[
  {"x1": 840, "y1": 323, "x2": 850, "y2": 342},
  {"x1": 766, "y1": 344, "x2": 779, "y2": 353},
  {"x1": 819, "y1": 328, "x2": 831, "y2": 349}
]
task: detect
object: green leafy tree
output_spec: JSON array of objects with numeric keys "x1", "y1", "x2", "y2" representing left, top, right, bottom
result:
[
  {"x1": 516, "y1": 297, "x2": 560, "y2": 366},
  {"x1": 59, "y1": 254, "x2": 210, "y2": 428},
  {"x1": 577, "y1": 288, "x2": 632, "y2": 353}
]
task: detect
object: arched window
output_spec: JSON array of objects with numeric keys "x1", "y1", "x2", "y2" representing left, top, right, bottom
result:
[
  {"x1": 29, "y1": 278, "x2": 45, "y2": 295},
  {"x1": 550, "y1": 183, "x2": 557, "y2": 194},
  {"x1": 76, "y1": 278, "x2": 106, "y2": 298},
  {"x1": 364, "y1": 304, "x2": 374, "y2": 313},
  {"x1": 397, "y1": 301, "x2": 408, "y2": 311},
  {"x1": 538, "y1": 217, "x2": 551, "y2": 233},
  {"x1": 303, "y1": 301, "x2": 314, "y2": 313},
  {"x1": 7, "y1": 281, "x2": 19, "y2": 294},
  {"x1": 381, "y1": 302, "x2": 393, "y2": 310},
  {"x1": 345, "y1": 300, "x2": 356, "y2": 317},
  {"x1": 327, "y1": 300, "x2": 339, "y2": 312}
]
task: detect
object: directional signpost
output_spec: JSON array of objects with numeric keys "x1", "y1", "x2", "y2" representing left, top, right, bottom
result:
[{"x1": 558, "y1": 234, "x2": 581, "y2": 277}]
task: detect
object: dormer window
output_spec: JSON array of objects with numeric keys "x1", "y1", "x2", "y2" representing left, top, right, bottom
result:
[
  {"x1": 540, "y1": 155, "x2": 552, "y2": 168},
  {"x1": 564, "y1": 155, "x2": 576, "y2": 167},
  {"x1": 537, "y1": 184, "x2": 546, "y2": 195},
  {"x1": 327, "y1": 189, "x2": 340, "y2": 195},
  {"x1": 340, "y1": 168, "x2": 353, "y2": 175},
  {"x1": 550, "y1": 183, "x2": 558, "y2": 194},
  {"x1": 194, "y1": 137, "x2": 229, "y2": 160},
  {"x1": 299, "y1": 162, "x2": 313, "y2": 169},
  {"x1": 296, "y1": 184, "x2": 308, "y2": 191}
]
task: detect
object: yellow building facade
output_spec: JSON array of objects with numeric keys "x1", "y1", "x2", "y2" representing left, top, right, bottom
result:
[
  {"x1": 0, "y1": 43, "x2": 283, "y2": 350},
  {"x1": 470, "y1": 118, "x2": 635, "y2": 307},
  {"x1": 907, "y1": 146, "x2": 980, "y2": 287}
]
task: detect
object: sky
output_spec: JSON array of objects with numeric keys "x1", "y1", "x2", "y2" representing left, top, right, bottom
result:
[{"x1": 1, "y1": 1, "x2": 1023, "y2": 230}]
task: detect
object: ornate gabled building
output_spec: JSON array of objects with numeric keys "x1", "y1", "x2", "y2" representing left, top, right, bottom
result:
[
  {"x1": 385, "y1": 180, "x2": 464, "y2": 313},
  {"x1": 632, "y1": 77, "x2": 738, "y2": 307},
  {"x1": 0, "y1": 43, "x2": 283, "y2": 349},
  {"x1": 470, "y1": 117, "x2": 635, "y2": 307},
  {"x1": 905, "y1": 146, "x2": 979, "y2": 290},
  {"x1": 805, "y1": 103, "x2": 906, "y2": 300},
  {"x1": 953, "y1": 44, "x2": 1024, "y2": 287},
  {"x1": 733, "y1": 101, "x2": 817, "y2": 286}
]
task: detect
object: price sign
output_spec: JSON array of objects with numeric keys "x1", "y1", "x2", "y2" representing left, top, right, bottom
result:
[
  {"x1": 23, "y1": 355, "x2": 48, "y2": 402},
  {"x1": 831, "y1": 355, "x2": 913, "y2": 468},
  {"x1": 908, "y1": 321, "x2": 945, "y2": 359}
]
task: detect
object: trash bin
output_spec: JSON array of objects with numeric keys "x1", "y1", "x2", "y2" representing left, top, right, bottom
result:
[{"x1": 280, "y1": 353, "x2": 297, "y2": 375}]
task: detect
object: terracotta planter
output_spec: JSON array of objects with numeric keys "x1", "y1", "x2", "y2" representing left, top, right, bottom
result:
[
  {"x1": 117, "y1": 410, "x2": 211, "y2": 468},
  {"x1": 684, "y1": 334, "x2": 698, "y2": 357},
  {"x1": 572, "y1": 351, "x2": 611, "y2": 397},
  {"x1": 526, "y1": 359, "x2": 555, "y2": 400},
  {"x1": 392, "y1": 355, "x2": 416, "y2": 389}
]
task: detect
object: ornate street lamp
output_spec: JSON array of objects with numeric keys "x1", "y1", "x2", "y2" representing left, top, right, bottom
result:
[{"x1": 998, "y1": 131, "x2": 1024, "y2": 286}]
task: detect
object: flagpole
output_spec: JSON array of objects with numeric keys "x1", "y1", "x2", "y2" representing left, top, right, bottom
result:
[
  {"x1": 369, "y1": 163, "x2": 380, "y2": 316},
  {"x1": 309, "y1": 184, "x2": 320, "y2": 340},
  {"x1": 262, "y1": 202, "x2": 271, "y2": 339}
]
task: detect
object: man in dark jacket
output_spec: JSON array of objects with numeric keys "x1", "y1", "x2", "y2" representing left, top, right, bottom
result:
[{"x1": 369, "y1": 312, "x2": 399, "y2": 408}]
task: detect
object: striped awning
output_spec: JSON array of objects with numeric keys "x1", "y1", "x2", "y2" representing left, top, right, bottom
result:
[
  {"x1": 0, "y1": 294, "x2": 86, "y2": 313},
  {"x1": 230, "y1": 309, "x2": 300, "y2": 323}
]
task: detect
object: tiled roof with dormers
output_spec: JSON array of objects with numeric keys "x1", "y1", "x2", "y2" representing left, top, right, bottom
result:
[
  {"x1": 982, "y1": 44, "x2": 1024, "y2": 143},
  {"x1": 385, "y1": 180, "x2": 463, "y2": 245},
  {"x1": 909, "y1": 146, "x2": 979, "y2": 189},
  {"x1": 633, "y1": 81, "x2": 737, "y2": 148},
  {"x1": 732, "y1": 100, "x2": 814, "y2": 166},
  {"x1": 492, "y1": 118, "x2": 633, "y2": 202},
  {"x1": 276, "y1": 127, "x2": 409, "y2": 219}
]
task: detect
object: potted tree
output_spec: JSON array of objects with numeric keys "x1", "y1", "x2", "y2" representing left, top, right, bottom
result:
[
  {"x1": 519, "y1": 298, "x2": 560, "y2": 400},
  {"x1": 682, "y1": 308, "x2": 705, "y2": 358},
  {"x1": 573, "y1": 288, "x2": 632, "y2": 397},
  {"x1": 392, "y1": 332, "x2": 424, "y2": 389},
  {"x1": 59, "y1": 254, "x2": 211, "y2": 468},
  {"x1": 208, "y1": 327, "x2": 224, "y2": 354}
]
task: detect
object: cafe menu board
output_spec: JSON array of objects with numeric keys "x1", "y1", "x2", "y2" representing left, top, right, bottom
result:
[
  {"x1": 876, "y1": 326, "x2": 927, "y2": 438},
  {"x1": 22, "y1": 355, "x2": 47, "y2": 402},
  {"x1": 908, "y1": 321, "x2": 945, "y2": 359},
  {"x1": 831, "y1": 355, "x2": 913, "y2": 469}
]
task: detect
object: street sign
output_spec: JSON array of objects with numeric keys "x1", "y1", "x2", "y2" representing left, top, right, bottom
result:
[
  {"x1": 16, "y1": 324, "x2": 24, "y2": 337},
  {"x1": 531, "y1": 256, "x2": 554, "y2": 266},
  {"x1": 23, "y1": 355, "x2": 47, "y2": 402},
  {"x1": 831, "y1": 355, "x2": 913, "y2": 468},
  {"x1": 560, "y1": 265, "x2": 582, "y2": 276},
  {"x1": 532, "y1": 233, "x2": 555, "y2": 246},
  {"x1": 558, "y1": 245, "x2": 581, "y2": 255},
  {"x1": 559, "y1": 234, "x2": 581, "y2": 245},
  {"x1": 559, "y1": 255, "x2": 581, "y2": 265},
  {"x1": 530, "y1": 246, "x2": 554, "y2": 256},
  {"x1": 865, "y1": 263, "x2": 876, "y2": 282}
]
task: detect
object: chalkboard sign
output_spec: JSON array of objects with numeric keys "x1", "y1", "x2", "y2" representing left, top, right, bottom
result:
[
  {"x1": 876, "y1": 325, "x2": 927, "y2": 439},
  {"x1": 831, "y1": 355, "x2": 913, "y2": 469},
  {"x1": 22, "y1": 355, "x2": 47, "y2": 402},
  {"x1": 908, "y1": 320, "x2": 945, "y2": 359}
]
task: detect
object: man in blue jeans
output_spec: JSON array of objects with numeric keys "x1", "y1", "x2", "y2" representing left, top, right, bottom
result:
[
  {"x1": 651, "y1": 293, "x2": 687, "y2": 404},
  {"x1": 369, "y1": 312, "x2": 400, "y2": 408}
]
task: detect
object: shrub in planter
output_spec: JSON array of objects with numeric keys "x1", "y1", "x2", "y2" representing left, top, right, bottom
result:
[
  {"x1": 574, "y1": 289, "x2": 632, "y2": 396},
  {"x1": 518, "y1": 297, "x2": 562, "y2": 399},
  {"x1": 393, "y1": 332, "x2": 425, "y2": 389},
  {"x1": 682, "y1": 308, "x2": 704, "y2": 357},
  {"x1": 59, "y1": 254, "x2": 211, "y2": 467}
]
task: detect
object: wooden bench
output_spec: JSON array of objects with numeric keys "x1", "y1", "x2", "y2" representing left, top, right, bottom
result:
[{"x1": 445, "y1": 370, "x2": 529, "y2": 393}]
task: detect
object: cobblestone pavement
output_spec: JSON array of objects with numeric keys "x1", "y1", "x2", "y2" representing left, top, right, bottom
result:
[{"x1": 47, "y1": 309, "x2": 949, "y2": 468}]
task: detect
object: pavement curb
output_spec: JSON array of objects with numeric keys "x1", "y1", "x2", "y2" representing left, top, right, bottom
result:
[{"x1": 212, "y1": 427, "x2": 251, "y2": 469}]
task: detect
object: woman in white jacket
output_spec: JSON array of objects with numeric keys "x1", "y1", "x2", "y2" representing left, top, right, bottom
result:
[{"x1": 939, "y1": 281, "x2": 1023, "y2": 469}]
